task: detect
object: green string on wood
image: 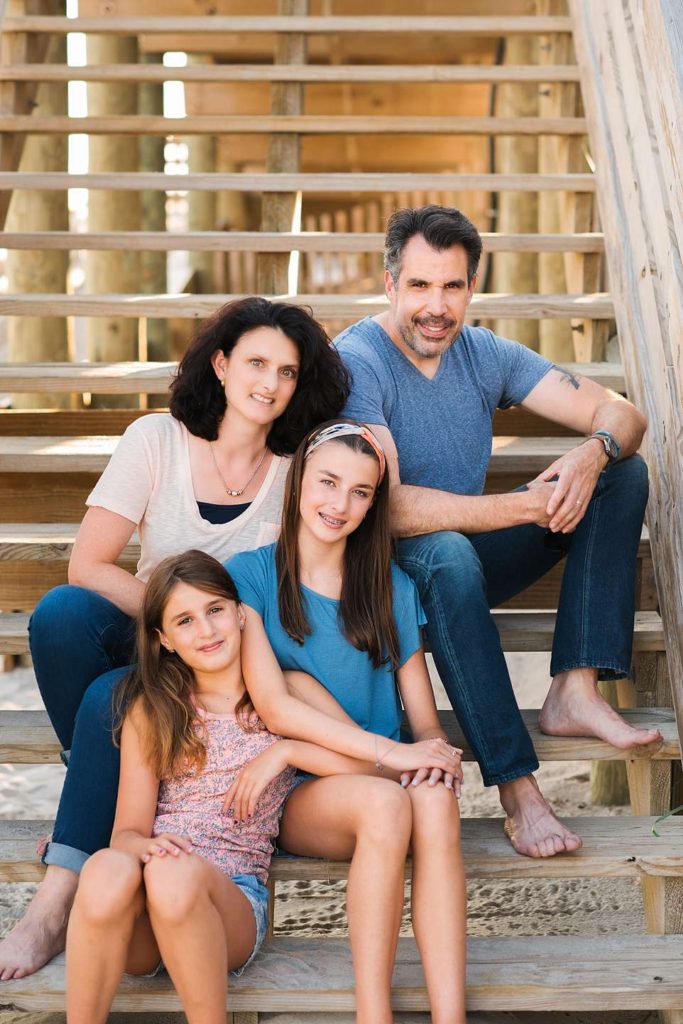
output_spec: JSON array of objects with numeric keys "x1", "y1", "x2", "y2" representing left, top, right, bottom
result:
[{"x1": 651, "y1": 804, "x2": 683, "y2": 837}]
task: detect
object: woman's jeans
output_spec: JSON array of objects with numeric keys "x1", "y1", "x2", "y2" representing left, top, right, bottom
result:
[
  {"x1": 29, "y1": 586, "x2": 135, "y2": 872},
  {"x1": 397, "y1": 454, "x2": 649, "y2": 787}
]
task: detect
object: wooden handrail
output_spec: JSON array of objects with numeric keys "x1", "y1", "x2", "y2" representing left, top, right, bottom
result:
[{"x1": 571, "y1": 0, "x2": 683, "y2": 755}]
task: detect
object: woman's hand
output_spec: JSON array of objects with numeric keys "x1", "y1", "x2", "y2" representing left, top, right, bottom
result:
[
  {"x1": 381, "y1": 736, "x2": 462, "y2": 777},
  {"x1": 222, "y1": 741, "x2": 290, "y2": 822},
  {"x1": 400, "y1": 758, "x2": 463, "y2": 798},
  {"x1": 139, "y1": 832, "x2": 193, "y2": 864}
]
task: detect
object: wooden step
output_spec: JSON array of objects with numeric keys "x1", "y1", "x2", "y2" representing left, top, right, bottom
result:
[
  {"x1": 0, "y1": 115, "x2": 588, "y2": 136},
  {"x1": 2, "y1": 816, "x2": 681, "y2": 884},
  {"x1": 1, "y1": 935, "x2": 682, "y2": 1013},
  {"x1": 0, "y1": 231, "x2": 606, "y2": 254},
  {"x1": 2, "y1": 15, "x2": 575, "y2": 36},
  {"x1": 0, "y1": 436, "x2": 620, "y2": 474},
  {"x1": 0, "y1": 707, "x2": 674, "y2": 764},
  {"x1": 0, "y1": 63, "x2": 583, "y2": 84},
  {"x1": 0, "y1": 360, "x2": 623, "y2": 394},
  {"x1": 0, "y1": 172, "x2": 596, "y2": 193},
  {"x1": 0, "y1": 523, "x2": 652, "y2": 564},
  {"x1": 0, "y1": 293, "x2": 614, "y2": 319}
]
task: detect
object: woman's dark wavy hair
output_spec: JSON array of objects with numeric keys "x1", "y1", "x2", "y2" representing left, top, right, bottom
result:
[
  {"x1": 276, "y1": 419, "x2": 399, "y2": 669},
  {"x1": 169, "y1": 297, "x2": 350, "y2": 454},
  {"x1": 113, "y1": 550, "x2": 256, "y2": 779}
]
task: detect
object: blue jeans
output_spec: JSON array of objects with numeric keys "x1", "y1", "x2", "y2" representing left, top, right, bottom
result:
[
  {"x1": 29, "y1": 585, "x2": 135, "y2": 872},
  {"x1": 397, "y1": 454, "x2": 649, "y2": 787}
]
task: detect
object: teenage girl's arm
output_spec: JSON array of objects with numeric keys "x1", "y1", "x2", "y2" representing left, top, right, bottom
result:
[
  {"x1": 240, "y1": 605, "x2": 458, "y2": 776},
  {"x1": 396, "y1": 648, "x2": 463, "y2": 797},
  {"x1": 68, "y1": 506, "x2": 144, "y2": 616},
  {"x1": 111, "y1": 703, "x2": 194, "y2": 862}
]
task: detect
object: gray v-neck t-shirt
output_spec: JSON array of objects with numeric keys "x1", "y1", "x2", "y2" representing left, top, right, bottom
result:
[{"x1": 335, "y1": 318, "x2": 552, "y2": 495}]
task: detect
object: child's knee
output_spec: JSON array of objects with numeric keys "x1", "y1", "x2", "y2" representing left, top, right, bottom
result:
[
  {"x1": 75, "y1": 849, "x2": 142, "y2": 923},
  {"x1": 355, "y1": 778, "x2": 412, "y2": 844},
  {"x1": 409, "y1": 781, "x2": 462, "y2": 840},
  {"x1": 143, "y1": 854, "x2": 206, "y2": 921}
]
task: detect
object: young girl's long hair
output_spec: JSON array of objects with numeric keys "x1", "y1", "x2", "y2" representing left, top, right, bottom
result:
[
  {"x1": 276, "y1": 419, "x2": 399, "y2": 668},
  {"x1": 114, "y1": 550, "x2": 255, "y2": 779}
]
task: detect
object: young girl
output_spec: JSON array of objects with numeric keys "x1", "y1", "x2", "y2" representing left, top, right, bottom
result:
[
  {"x1": 65, "y1": 549, "x2": 459, "y2": 1024},
  {"x1": 226, "y1": 420, "x2": 467, "y2": 1024}
]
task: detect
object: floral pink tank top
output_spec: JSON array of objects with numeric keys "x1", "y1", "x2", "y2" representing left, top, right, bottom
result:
[{"x1": 153, "y1": 707, "x2": 296, "y2": 884}]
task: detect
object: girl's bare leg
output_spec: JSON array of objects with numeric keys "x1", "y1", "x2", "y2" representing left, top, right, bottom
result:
[
  {"x1": 407, "y1": 783, "x2": 467, "y2": 1024},
  {"x1": 280, "y1": 775, "x2": 412, "y2": 1024},
  {"x1": 66, "y1": 850, "x2": 159, "y2": 1024},
  {"x1": 142, "y1": 852, "x2": 257, "y2": 1024}
]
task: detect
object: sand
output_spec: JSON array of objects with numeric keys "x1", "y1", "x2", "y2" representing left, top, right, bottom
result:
[{"x1": 0, "y1": 655, "x2": 657, "y2": 1024}]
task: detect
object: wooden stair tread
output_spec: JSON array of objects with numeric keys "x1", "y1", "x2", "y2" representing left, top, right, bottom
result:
[
  {"x1": 0, "y1": 706, "x2": 674, "y2": 764},
  {"x1": 0, "y1": 63, "x2": 583, "y2": 84},
  {"x1": 0, "y1": 522, "x2": 651, "y2": 562},
  {"x1": 0, "y1": 115, "x2": 588, "y2": 135},
  {"x1": 2, "y1": 816, "x2": 681, "y2": 883},
  {"x1": 3, "y1": 15, "x2": 575, "y2": 35},
  {"x1": 0, "y1": 293, "x2": 614, "y2": 319},
  {"x1": 0, "y1": 231, "x2": 606, "y2": 254},
  {"x1": 0, "y1": 435, "x2": 623, "y2": 473},
  {"x1": 2, "y1": 935, "x2": 683, "y2": 1012},
  {"x1": 0, "y1": 360, "x2": 622, "y2": 392},
  {"x1": 0, "y1": 172, "x2": 597, "y2": 193}
]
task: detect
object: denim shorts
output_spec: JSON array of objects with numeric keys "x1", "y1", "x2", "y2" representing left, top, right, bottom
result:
[{"x1": 139, "y1": 872, "x2": 269, "y2": 979}]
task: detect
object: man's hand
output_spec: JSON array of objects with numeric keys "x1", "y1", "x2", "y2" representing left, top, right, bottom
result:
[
  {"x1": 530, "y1": 440, "x2": 607, "y2": 533},
  {"x1": 523, "y1": 481, "x2": 557, "y2": 528}
]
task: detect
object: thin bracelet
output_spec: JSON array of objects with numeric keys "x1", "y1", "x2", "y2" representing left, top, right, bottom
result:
[{"x1": 374, "y1": 734, "x2": 401, "y2": 774}]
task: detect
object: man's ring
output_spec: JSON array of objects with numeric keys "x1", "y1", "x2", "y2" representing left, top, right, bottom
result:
[{"x1": 575, "y1": 499, "x2": 582, "y2": 506}]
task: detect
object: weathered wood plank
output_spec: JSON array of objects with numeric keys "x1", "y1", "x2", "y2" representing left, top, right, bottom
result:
[
  {"x1": 0, "y1": 115, "x2": 589, "y2": 136},
  {"x1": 0, "y1": 706, "x2": 674, "y2": 764},
  {"x1": 0, "y1": 63, "x2": 583, "y2": 84},
  {"x1": 0, "y1": 172, "x2": 597, "y2": 192},
  {"x1": 0, "y1": 293, "x2": 614, "y2": 319},
  {"x1": 2, "y1": 935, "x2": 683, "y2": 1012},
  {"x1": 2, "y1": 15, "x2": 575, "y2": 35},
  {"x1": 2, "y1": 816, "x2": 682, "y2": 883},
  {"x1": 0, "y1": 231, "x2": 606, "y2": 253}
]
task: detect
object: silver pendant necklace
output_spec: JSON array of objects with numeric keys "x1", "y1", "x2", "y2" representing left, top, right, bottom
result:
[{"x1": 209, "y1": 442, "x2": 267, "y2": 497}]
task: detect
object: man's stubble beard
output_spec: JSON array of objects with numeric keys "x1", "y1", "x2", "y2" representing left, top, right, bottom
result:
[{"x1": 396, "y1": 317, "x2": 463, "y2": 360}]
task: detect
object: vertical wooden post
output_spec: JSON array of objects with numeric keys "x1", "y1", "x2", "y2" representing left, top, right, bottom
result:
[
  {"x1": 85, "y1": 34, "x2": 141, "y2": 406},
  {"x1": 187, "y1": 55, "x2": 217, "y2": 294},
  {"x1": 5, "y1": 32, "x2": 69, "y2": 409},
  {"x1": 138, "y1": 52, "x2": 168, "y2": 365},
  {"x1": 492, "y1": 34, "x2": 539, "y2": 349},
  {"x1": 256, "y1": 0, "x2": 307, "y2": 296},
  {"x1": 626, "y1": 652, "x2": 683, "y2": 1024},
  {"x1": 537, "y1": 1, "x2": 574, "y2": 362}
]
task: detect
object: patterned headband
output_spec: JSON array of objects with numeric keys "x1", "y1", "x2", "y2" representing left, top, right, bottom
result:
[{"x1": 304, "y1": 423, "x2": 387, "y2": 483}]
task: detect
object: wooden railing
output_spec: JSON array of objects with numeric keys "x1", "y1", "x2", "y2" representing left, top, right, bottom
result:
[{"x1": 570, "y1": 0, "x2": 683, "y2": 755}]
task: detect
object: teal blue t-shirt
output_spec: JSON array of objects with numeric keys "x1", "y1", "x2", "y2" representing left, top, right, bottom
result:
[{"x1": 226, "y1": 543, "x2": 427, "y2": 740}]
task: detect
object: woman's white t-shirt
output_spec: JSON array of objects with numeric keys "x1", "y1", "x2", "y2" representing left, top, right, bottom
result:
[{"x1": 86, "y1": 414, "x2": 288, "y2": 582}]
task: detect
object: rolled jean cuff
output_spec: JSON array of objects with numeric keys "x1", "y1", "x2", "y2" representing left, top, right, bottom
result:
[
  {"x1": 42, "y1": 841, "x2": 89, "y2": 874},
  {"x1": 550, "y1": 659, "x2": 631, "y2": 682},
  {"x1": 480, "y1": 760, "x2": 540, "y2": 788}
]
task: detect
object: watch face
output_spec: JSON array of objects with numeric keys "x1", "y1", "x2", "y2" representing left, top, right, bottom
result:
[{"x1": 606, "y1": 437, "x2": 619, "y2": 459}]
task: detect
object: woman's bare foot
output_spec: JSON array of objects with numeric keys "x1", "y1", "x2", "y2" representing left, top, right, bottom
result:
[
  {"x1": 539, "y1": 668, "x2": 662, "y2": 750},
  {"x1": 0, "y1": 866, "x2": 77, "y2": 980},
  {"x1": 499, "y1": 774, "x2": 582, "y2": 859}
]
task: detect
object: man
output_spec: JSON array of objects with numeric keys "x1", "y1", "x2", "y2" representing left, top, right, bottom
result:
[{"x1": 335, "y1": 205, "x2": 659, "y2": 858}]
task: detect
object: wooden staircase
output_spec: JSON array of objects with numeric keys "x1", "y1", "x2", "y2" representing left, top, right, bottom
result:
[{"x1": 1, "y1": 2, "x2": 682, "y2": 1020}]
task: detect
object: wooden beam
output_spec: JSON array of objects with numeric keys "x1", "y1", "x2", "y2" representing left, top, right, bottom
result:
[
  {"x1": 0, "y1": 114, "x2": 589, "y2": 135},
  {"x1": 0, "y1": 63, "x2": 584, "y2": 84},
  {"x1": 0, "y1": 231, "x2": 606, "y2": 253},
  {"x1": 0, "y1": 292, "x2": 614, "y2": 318}
]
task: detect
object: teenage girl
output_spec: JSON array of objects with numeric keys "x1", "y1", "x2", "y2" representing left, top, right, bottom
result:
[
  {"x1": 66, "y1": 549, "x2": 459, "y2": 1024},
  {"x1": 226, "y1": 420, "x2": 467, "y2": 1024}
]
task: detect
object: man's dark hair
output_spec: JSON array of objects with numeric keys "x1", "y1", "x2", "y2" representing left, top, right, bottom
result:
[{"x1": 384, "y1": 205, "x2": 483, "y2": 285}]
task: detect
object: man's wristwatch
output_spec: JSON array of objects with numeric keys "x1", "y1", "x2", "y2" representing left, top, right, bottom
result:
[{"x1": 588, "y1": 429, "x2": 621, "y2": 463}]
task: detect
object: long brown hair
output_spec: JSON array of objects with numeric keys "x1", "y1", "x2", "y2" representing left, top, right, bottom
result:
[
  {"x1": 275, "y1": 419, "x2": 399, "y2": 668},
  {"x1": 114, "y1": 550, "x2": 255, "y2": 779}
]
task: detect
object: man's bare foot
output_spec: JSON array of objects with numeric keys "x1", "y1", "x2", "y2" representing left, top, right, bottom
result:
[
  {"x1": 499, "y1": 774, "x2": 582, "y2": 859},
  {"x1": 539, "y1": 668, "x2": 662, "y2": 750},
  {"x1": 0, "y1": 866, "x2": 77, "y2": 980}
]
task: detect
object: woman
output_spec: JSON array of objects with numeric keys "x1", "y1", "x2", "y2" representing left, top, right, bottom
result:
[
  {"x1": 0, "y1": 297, "x2": 349, "y2": 982},
  {"x1": 226, "y1": 421, "x2": 467, "y2": 1024}
]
